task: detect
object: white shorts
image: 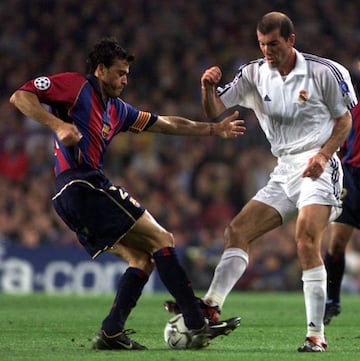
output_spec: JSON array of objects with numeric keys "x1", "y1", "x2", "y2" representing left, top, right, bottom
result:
[{"x1": 253, "y1": 150, "x2": 343, "y2": 223}]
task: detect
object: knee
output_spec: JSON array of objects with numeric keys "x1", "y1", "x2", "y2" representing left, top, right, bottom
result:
[
  {"x1": 296, "y1": 235, "x2": 319, "y2": 264},
  {"x1": 153, "y1": 229, "x2": 175, "y2": 251},
  {"x1": 224, "y1": 222, "x2": 241, "y2": 248},
  {"x1": 164, "y1": 230, "x2": 175, "y2": 247},
  {"x1": 159, "y1": 230, "x2": 175, "y2": 247},
  {"x1": 296, "y1": 239, "x2": 313, "y2": 256},
  {"x1": 133, "y1": 257, "x2": 155, "y2": 276}
]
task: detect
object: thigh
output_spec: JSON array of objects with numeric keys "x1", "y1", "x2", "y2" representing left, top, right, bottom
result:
[
  {"x1": 298, "y1": 154, "x2": 343, "y2": 221},
  {"x1": 226, "y1": 199, "x2": 282, "y2": 248},
  {"x1": 253, "y1": 180, "x2": 298, "y2": 223},
  {"x1": 121, "y1": 210, "x2": 174, "y2": 255},
  {"x1": 297, "y1": 204, "x2": 330, "y2": 237}
]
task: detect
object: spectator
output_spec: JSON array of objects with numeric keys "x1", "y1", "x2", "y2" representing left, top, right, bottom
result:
[{"x1": 0, "y1": 135, "x2": 29, "y2": 182}]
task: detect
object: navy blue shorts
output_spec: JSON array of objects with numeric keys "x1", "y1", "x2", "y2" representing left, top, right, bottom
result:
[
  {"x1": 52, "y1": 169, "x2": 145, "y2": 258},
  {"x1": 335, "y1": 163, "x2": 360, "y2": 228}
]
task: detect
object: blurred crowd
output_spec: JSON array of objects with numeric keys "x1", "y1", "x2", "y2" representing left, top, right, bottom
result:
[{"x1": 1, "y1": 0, "x2": 360, "y2": 291}]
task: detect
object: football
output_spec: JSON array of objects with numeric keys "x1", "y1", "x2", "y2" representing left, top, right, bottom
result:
[{"x1": 164, "y1": 313, "x2": 191, "y2": 349}]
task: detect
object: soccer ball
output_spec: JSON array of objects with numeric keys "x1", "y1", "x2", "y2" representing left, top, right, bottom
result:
[{"x1": 164, "y1": 313, "x2": 191, "y2": 349}]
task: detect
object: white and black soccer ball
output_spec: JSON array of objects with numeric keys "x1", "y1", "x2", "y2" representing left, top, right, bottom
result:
[{"x1": 164, "y1": 313, "x2": 191, "y2": 349}]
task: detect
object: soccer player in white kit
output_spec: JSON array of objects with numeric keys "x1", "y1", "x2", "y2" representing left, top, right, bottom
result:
[{"x1": 199, "y1": 12, "x2": 357, "y2": 352}]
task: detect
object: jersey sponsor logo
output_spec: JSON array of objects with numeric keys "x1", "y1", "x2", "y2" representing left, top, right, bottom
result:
[{"x1": 34, "y1": 76, "x2": 51, "y2": 90}]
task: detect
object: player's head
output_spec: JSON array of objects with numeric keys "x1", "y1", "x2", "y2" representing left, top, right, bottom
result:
[
  {"x1": 86, "y1": 37, "x2": 134, "y2": 74},
  {"x1": 87, "y1": 37, "x2": 135, "y2": 99},
  {"x1": 256, "y1": 12, "x2": 295, "y2": 71},
  {"x1": 257, "y1": 12, "x2": 294, "y2": 40}
]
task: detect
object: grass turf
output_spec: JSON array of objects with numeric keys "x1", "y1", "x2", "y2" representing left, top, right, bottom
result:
[{"x1": 0, "y1": 292, "x2": 359, "y2": 361}]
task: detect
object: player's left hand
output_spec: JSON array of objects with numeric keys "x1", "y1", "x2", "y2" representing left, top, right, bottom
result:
[
  {"x1": 302, "y1": 152, "x2": 329, "y2": 179},
  {"x1": 215, "y1": 111, "x2": 246, "y2": 138}
]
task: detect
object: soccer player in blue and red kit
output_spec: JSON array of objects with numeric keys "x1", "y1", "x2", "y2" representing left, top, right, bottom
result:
[
  {"x1": 323, "y1": 100, "x2": 360, "y2": 325},
  {"x1": 10, "y1": 37, "x2": 244, "y2": 350}
]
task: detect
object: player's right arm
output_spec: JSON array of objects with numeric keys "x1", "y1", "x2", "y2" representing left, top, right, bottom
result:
[
  {"x1": 201, "y1": 66, "x2": 227, "y2": 118},
  {"x1": 10, "y1": 90, "x2": 82, "y2": 146}
]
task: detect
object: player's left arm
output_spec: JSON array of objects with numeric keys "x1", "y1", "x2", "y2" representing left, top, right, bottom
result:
[
  {"x1": 303, "y1": 110, "x2": 352, "y2": 179},
  {"x1": 303, "y1": 65, "x2": 357, "y2": 179},
  {"x1": 318, "y1": 111, "x2": 353, "y2": 161},
  {"x1": 147, "y1": 111, "x2": 246, "y2": 138}
]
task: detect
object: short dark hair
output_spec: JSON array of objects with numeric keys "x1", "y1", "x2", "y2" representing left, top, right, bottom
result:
[
  {"x1": 257, "y1": 12, "x2": 294, "y2": 40},
  {"x1": 86, "y1": 37, "x2": 135, "y2": 74}
]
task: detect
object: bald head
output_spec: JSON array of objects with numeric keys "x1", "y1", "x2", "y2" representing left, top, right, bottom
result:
[{"x1": 257, "y1": 12, "x2": 295, "y2": 40}]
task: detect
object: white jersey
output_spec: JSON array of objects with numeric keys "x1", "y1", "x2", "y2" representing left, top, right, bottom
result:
[{"x1": 218, "y1": 49, "x2": 358, "y2": 158}]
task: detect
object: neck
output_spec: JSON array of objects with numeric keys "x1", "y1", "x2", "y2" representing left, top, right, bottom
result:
[{"x1": 279, "y1": 48, "x2": 296, "y2": 76}]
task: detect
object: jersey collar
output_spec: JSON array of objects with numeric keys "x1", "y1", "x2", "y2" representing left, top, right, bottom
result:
[
  {"x1": 86, "y1": 74, "x2": 108, "y2": 107},
  {"x1": 291, "y1": 49, "x2": 307, "y2": 76},
  {"x1": 263, "y1": 49, "x2": 307, "y2": 79},
  {"x1": 86, "y1": 74, "x2": 102, "y2": 95}
]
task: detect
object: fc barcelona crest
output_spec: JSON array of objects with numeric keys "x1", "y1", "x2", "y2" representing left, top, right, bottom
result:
[{"x1": 102, "y1": 124, "x2": 111, "y2": 139}]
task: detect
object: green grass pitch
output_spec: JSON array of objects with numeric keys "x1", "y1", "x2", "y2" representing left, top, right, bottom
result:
[{"x1": 1, "y1": 292, "x2": 359, "y2": 361}]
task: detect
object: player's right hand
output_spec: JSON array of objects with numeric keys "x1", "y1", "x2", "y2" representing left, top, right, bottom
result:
[
  {"x1": 201, "y1": 66, "x2": 222, "y2": 88},
  {"x1": 56, "y1": 122, "x2": 83, "y2": 146}
]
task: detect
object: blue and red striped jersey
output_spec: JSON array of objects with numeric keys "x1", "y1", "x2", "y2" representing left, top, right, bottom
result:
[
  {"x1": 20, "y1": 73, "x2": 158, "y2": 175},
  {"x1": 342, "y1": 103, "x2": 360, "y2": 168}
]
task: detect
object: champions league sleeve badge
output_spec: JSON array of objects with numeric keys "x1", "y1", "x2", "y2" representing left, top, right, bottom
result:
[
  {"x1": 34, "y1": 76, "x2": 51, "y2": 90},
  {"x1": 339, "y1": 80, "x2": 355, "y2": 107},
  {"x1": 339, "y1": 80, "x2": 349, "y2": 95}
]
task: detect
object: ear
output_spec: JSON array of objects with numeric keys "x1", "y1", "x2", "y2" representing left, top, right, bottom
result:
[
  {"x1": 96, "y1": 63, "x2": 106, "y2": 77},
  {"x1": 289, "y1": 33, "x2": 296, "y2": 46}
]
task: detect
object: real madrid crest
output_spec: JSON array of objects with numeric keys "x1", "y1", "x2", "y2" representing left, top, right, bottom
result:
[{"x1": 298, "y1": 90, "x2": 308, "y2": 103}]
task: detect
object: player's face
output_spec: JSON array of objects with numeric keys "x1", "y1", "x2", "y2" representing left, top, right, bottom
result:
[
  {"x1": 99, "y1": 59, "x2": 130, "y2": 99},
  {"x1": 257, "y1": 28, "x2": 295, "y2": 71}
]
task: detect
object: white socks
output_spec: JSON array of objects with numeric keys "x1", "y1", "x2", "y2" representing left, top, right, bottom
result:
[
  {"x1": 204, "y1": 250, "x2": 326, "y2": 342},
  {"x1": 204, "y1": 248, "x2": 249, "y2": 309},
  {"x1": 302, "y1": 265, "x2": 327, "y2": 339}
]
